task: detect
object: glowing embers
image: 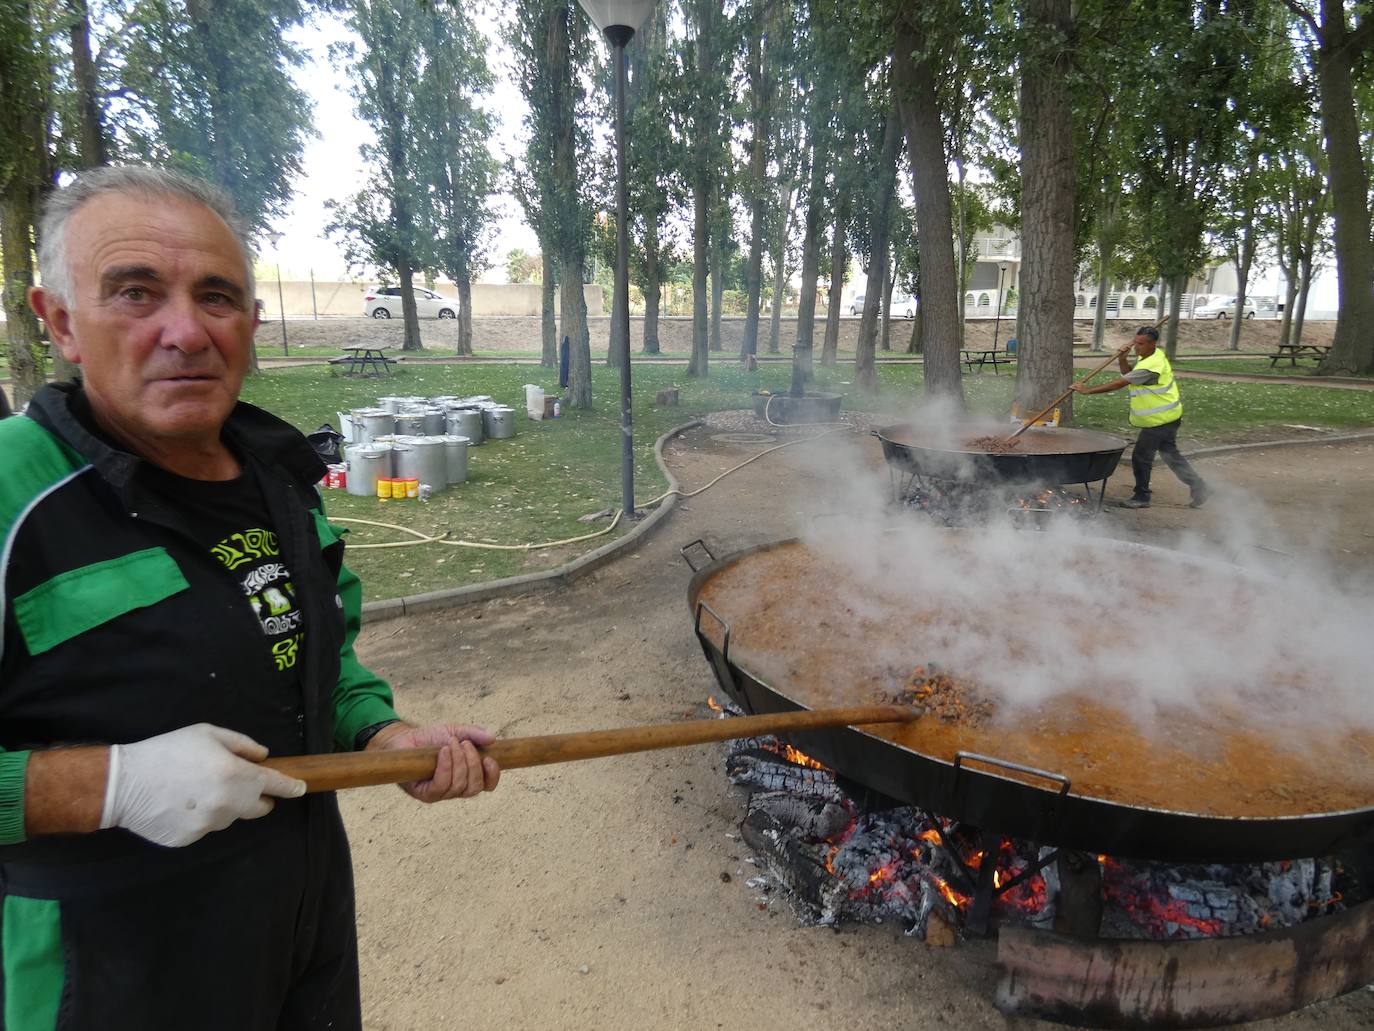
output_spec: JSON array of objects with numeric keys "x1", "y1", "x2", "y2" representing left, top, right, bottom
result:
[
  {"x1": 900, "y1": 481, "x2": 1095, "y2": 528},
  {"x1": 722, "y1": 710, "x2": 1352, "y2": 943}
]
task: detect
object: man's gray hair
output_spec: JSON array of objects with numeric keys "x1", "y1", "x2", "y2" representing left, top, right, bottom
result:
[{"x1": 36, "y1": 165, "x2": 257, "y2": 305}]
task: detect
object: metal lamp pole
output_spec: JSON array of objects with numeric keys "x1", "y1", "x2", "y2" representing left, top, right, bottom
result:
[
  {"x1": 579, "y1": 0, "x2": 654, "y2": 519},
  {"x1": 993, "y1": 261, "x2": 1008, "y2": 352},
  {"x1": 265, "y1": 231, "x2": 288, "y2": 356}
]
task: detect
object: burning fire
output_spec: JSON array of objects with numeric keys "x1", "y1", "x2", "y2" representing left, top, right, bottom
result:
[
  {"x1": 779, "y1": 744, "x2": 827, "y2": 770},
  {"x1": 706, "y1": 695, "x2": 723, "y2": 712}
]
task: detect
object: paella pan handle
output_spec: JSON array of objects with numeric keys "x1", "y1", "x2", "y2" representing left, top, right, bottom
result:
[
  {"x1": 953, "y1": 751, "x2": 1071, "y2": 797},
  {"x1": 694, "y1": 601, "x2": 731, "y2": 663},
  {"x1": 680, "y1": 538, "x2": 717, "y2": 573}
]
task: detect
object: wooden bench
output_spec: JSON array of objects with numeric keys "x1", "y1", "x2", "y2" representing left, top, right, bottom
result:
[
  {"x1": 961, "y1": 348, "x2": 1015, "y2": 374},
  {"x1": 1268, "y1": 343, "x2": 1330, "y2": 368}
]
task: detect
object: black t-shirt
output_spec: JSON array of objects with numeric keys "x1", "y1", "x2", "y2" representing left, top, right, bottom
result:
[{"x1": 141, "y1": 463, "x2": 307, "y2": 692}]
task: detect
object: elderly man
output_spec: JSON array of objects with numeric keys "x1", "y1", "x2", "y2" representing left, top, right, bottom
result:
[
  {"x1": 1069, "y1": 325, "x2": 1210, "y2": 510},
  {"x1": 0, "y1": 165, "x2": 498, "y2": 1029}
]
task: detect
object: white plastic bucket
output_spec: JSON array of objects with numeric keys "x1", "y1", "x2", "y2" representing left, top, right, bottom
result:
[{"x1": 524, "y1": 384, "x2": 545, "y2": 420}]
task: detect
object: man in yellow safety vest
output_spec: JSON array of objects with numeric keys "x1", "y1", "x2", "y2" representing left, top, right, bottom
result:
[{"x1": 1068, "y1": 325, "x2": 1210, "y2": 510}]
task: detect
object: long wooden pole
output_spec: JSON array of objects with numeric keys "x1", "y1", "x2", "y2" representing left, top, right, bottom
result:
[
  {"x1": 261, "y1": 704, "x2": 916, "y2": 794},
  {"x1": 1007, "y1": 313, "x2": 1172, "y2": 441}
]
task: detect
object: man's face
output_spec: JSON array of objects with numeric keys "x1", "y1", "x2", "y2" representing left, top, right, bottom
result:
[
  {"x1": 1132, "y1": 334, "x2": 1155, "y2": 356},
  {"x1": 31, "y1": 192, "x2": 257, "y2": 448}
]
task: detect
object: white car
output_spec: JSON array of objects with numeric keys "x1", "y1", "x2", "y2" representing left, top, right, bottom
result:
[
  {"x1": 363, "y1": 286, "x2": 459, "y2": 320},
  {"x1": 1194, "y1": 295, "x2": 1256, "y2": 319},
  {"x1": 891, "y1": 295, "x2": 918, "y2": 319}
]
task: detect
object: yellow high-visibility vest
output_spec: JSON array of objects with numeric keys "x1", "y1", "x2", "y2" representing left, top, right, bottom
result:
[{"x1": 1128, "y1": 349, "x2": 1183, "y2": 427}]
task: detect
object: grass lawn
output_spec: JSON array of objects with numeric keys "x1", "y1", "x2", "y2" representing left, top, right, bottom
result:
[
  {"x1": 235, "y1": 359, "x2": 1374, "y2": 601},
  {"x1": 1180, "y1": 356, "x2": 1374, "y2": 380}
]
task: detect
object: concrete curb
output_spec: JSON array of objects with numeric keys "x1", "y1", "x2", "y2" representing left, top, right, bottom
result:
[{"x1": 360, "y1": 418, "x2": 704, "y2": 623}]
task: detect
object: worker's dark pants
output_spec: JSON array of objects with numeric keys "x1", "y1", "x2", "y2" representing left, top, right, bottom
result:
[
  {"x1": 0, "y1": 797, "x2": 360, "y2": 1031},
  {"x1": 1132, "y1": 419, "x2": 1205, "y2": 499}
]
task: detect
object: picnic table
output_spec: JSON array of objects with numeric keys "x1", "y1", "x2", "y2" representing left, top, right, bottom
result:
[
  {"x1": 1268, "y1": 342, "x2": 1330, "y2": 368},
  {"x1": 329, "y1": 346, "x2": 396, "y2": 377},
  {"x1": 961, "y1": 347, "x2": 1015, "y2": 374}
]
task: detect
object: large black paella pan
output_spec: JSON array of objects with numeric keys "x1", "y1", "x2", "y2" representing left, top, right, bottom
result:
[
  {"x1": 683, "y1": 532, "x2": 1374, "y2": 864},
  {"x1": 875, "y1": 422, "x2": 1128, "y2": 488}
]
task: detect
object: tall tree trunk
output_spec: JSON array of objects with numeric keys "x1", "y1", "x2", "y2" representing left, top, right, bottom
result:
[
  {"x1": 456, "y1": 274, "x2": 473, "y2": 355},
  {"x1": 549, "y1": 2, "x2": 591, "y2": 407},
  {"x1": 742, "y1": 48, "x2": 767, "y2": 357},
  {"x1": 856, "y1": 106, "x2": 900, "y2": 389},
  {"x1": 766, "y1": 180, "x2": 794, "y2": 354},
  {"x1": 68, "y1": 0, "x2": 107, "y2": 167},
  {"x1": 790, "y1": 128, "x2": 828, "y2": 396},
  {"x1": 1, "y1": 2, "x2": 47, "y2": 406},
  {"x1": 689, "y1": 180, "x2": 710, "y2": 376},
  {"x1": 1227, "y1": 154, "x2": 1260, "y2": 353},
  {"x1": 1016, "y1": 0, "x2": 1076, "y2": 422},
  {"x1": 882, "y1": 263, "x2": 896, "y2": 352},
  {"x1": 1295, "y1": 255, "x2": 1314, "y2": 348},
  {"x1": 955, "y1": 156, "x2": 967, "y2": 348},
  {"x1": 1090, "y1": 193, "x2": 1119, "y2": 352},
  {"x1": 1314, "y1": 0, "x2": 1374, "y2": 375},
  {"x1": 892, "y1": 13, "x2": 962, "y2": 405},
  {"x1": 1165, "y1": 274, "x2": 1185, "y2": 359},
  {"x1": 541, "y1": 250, "x2": 557, "y2": 367},
  {"x1": 1, "y1": 188, "x2": 45, "y2": 406},
  {"x1": 709, "y1": 226, "x2": 724, "y2": 352},
  {"x1": 398, "y1": 261, "x2": 422, "y2": 350},
  {"x1": 1278, "y1": 271, "x2": 1297, "y2": 346},
  {"x1": 642, "y1": 219, "x2": 661, "y2": 354},
  {"x1": 821, "y1": 200, "x2": 848, "y2": 366}
]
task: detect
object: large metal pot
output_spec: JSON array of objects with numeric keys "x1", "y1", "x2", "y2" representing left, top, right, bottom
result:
[
  {"x1": 683, "y1": 535, "x2": 1374, "y2": 863},
  {"x1": 875, "y1": 423, "x2": 1127, "y2": 488}
]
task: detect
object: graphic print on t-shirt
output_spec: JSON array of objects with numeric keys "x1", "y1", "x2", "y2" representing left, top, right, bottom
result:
[{"x1": 210, "y1": 528, "x2": 304, "y2": 671}]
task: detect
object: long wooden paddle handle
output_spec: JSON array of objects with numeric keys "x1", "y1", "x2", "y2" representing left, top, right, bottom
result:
[
  {"x1": 260, "y1": 704, "x2": 916, "y2": 793},
  {"x1": 1008, "y1": 313, "x2": 1172, "y2": 440}
]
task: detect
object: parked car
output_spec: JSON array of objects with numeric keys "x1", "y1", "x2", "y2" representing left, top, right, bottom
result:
[
  {"x1": 363, "y1": 285, "x2": 459, "y2": 320},
  {"x1": 849, "y1": 293, "x2": 868, "y2": 315},
  {"x1": 1194, "y1": 295, "x2": 1256, "y2": 319},
  {"x1": 891, "y1": 295, "x2": 918, "y2": 319}
]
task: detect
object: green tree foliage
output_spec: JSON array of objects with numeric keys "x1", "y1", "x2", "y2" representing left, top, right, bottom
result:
[
  {"x1": 326, "y1": 0, "x2": 433, "y2": 351},
  {"x1": 506, "y1": 248, "x2": 543, "y2": 284},
  {"x1": 417, "y1": 1, "x2": 499, "y2": 356},
  {"x1": 110, "y1": 0, "x2": 313, "y2": 235}
]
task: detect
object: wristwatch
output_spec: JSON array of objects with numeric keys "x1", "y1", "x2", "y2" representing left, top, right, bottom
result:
[{"x1": 354, "y1": 719, "x2": 402, "y2": 751}]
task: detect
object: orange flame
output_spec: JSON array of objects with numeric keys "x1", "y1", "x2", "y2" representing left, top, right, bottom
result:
[
  {"x1": 779, "y1": 744, "x2": 827, "y2": 770},
  {"x1": 706, "y1": 696, "x2": 723, "y2": 712}
]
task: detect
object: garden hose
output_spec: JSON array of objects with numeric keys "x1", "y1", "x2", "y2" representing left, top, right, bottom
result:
[{"x1": 333, "y1": 421, "x2": 855, "y2": 552}]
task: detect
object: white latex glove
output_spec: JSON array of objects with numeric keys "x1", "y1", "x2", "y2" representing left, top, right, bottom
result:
[{"x1": 100, "y1": 723, "x2": 306, "y2": 848}]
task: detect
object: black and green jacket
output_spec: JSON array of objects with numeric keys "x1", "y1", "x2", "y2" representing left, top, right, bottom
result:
[{"x1": 0, "y1": 383, "x2": 399, "y2": 851}]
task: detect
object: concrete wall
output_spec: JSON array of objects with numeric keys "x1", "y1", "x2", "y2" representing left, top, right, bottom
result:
[{"x1": 257, "y1": 281, "x2": 603, "y2": 318}]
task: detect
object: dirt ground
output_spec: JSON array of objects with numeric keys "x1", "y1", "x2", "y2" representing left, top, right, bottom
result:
[{"x1": 344, "y1": 420, "x2": 1374, "y2": 1031}]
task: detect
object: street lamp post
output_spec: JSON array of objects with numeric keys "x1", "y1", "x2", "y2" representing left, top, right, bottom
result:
[
  {"x1": 579, "y1": 0, "x2": 654, "y2": 520},
  {"x1": 993, "y1": 261, "x2": 1008, "y2": 352},
  {"x1": 265, "y1": 232, "x2": 289, "y2": 356}
]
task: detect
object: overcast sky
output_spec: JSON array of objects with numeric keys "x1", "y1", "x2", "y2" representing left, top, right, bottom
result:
[{"x1": 261, "y1": 11, "x2": 537, "y2": 283}]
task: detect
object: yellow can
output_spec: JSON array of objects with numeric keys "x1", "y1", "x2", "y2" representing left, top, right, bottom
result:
[
  {"x1": 390, "y1": 478, "x2": 407, "y2": 500},
  {"x1": 376, "y1": 477, "x2": 391, "y2": 501},
  {"x1": 404, "y1": 478, "x2": 419, "y2": 499}
]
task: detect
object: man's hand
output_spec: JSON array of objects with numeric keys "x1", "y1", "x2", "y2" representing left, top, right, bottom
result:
[
  {"x1": 1068, "y1": 381, "x2": 1087, "y2": 394},
  {"x1": 101, "y1": 724, "x2": 306, "y2": 848},
  {"x1": 367, "y1": 723, "x2": 500, "y2": 803}
]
